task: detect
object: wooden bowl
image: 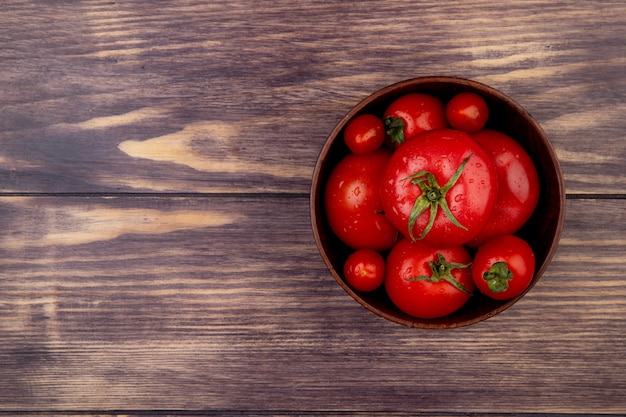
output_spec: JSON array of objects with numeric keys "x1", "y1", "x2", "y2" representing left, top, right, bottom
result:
[{"x1": 310, "y1": 76, "x2": 566, "y2": 329}]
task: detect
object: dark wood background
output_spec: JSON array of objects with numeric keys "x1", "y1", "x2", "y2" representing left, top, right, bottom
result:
[{"x1": 1, "y1": 1, "x2": 625, "y2": 415}]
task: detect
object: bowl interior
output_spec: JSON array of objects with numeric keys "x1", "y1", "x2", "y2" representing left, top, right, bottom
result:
[{"x1": 311, "y1": 76, "x2": 565, "y2": 329}]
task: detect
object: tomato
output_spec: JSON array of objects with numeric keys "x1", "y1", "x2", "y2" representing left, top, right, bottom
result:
[
  {"x1": 325, "y1": 148, "x2": 398, "y2": 251},
  {"x1": 385, "y1": 238, "x2": 474, "y2": 319},
  {"x1": 466, "y1": 129, "x2": 540, "y2": 248},
  {"x1": 445, "y1": 92, "x2": 489, "y2": 133},
  {"x1": 472, "y1": 235, "x2": 535, "y2": 300},
  {"x1": 383, "y1": 93, "x2": 447, "y2": 147},
  {"x1": 380, "y1": 129, "x2": 497, "y2": 248},
  {"x1": 343, "y1": 114, "x2": 385, "y2": 154},
  {"x1": 343, "y1": 248, "x2": 386, "y2": 292}
]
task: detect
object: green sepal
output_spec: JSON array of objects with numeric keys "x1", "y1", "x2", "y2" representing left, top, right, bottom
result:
[
  {"x1": 402, "y1": 154, "x2": 472, "y2": 241},
  {"x1": 407, "y1": 253, "x2": 472, "y2": 295},
  {"x1": 482, "y1": 261, "x2": 514, "y2": 293},
  {"x1": 384, "y1": 116, "x2": 406, "y2": 146}
]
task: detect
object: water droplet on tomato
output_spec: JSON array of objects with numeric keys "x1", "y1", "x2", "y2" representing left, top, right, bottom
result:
[{"x1": 454, "y1": 194, "x2": 464, "y2": 202}]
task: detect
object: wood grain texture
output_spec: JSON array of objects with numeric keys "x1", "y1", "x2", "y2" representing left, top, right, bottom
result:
[
  {"x1": 11, "y1": 413, "x2": 582, "y2": 417},
  {"x1": 0, "y1": 196, "x2": 624, "y2": 414},
  {"x1": 1, "y1": 0, "x2": 625, "y2": 415},
  {"x1": 0, "y1": 0, "x2": 624, "y2": 194}
]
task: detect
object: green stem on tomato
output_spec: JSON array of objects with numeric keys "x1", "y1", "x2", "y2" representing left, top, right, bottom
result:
[
  {"x1": 384, "y1": 116, "x2": 406, "y2": 146},
  {"x1": 407, "y1": 253, "x2": 472, "y2": 295},
  {"x1": 402, "y1": 154, "x2": 472, "y2": 241},
  {"x1": 483, "y1": 261, "x2": 514, "y2": 293}
]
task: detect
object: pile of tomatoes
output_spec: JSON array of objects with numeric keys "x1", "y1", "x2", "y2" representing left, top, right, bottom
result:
[{"x1": 325, "y1": 91, "x2": 540, "y2": 319}]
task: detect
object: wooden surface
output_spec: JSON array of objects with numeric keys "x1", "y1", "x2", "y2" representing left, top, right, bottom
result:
[{"x1": 0, "y1": 1, "x2": 625, "y2": 415}]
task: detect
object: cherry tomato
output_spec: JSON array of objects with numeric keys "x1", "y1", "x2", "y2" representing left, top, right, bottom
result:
[
  {"x1": 380, "y1": 129, "x2": 497, "y2": 248},
  {"x1": 466, "y1": 129, "x2": 540, "y2": 248},
  {"x1": 385, "y1": 238, "x2": 474, "y2": 319},
  {"x1": 383, "y1": 93, "x2": 447, "y2": 147},
  {"x1": 472, "y1": 235, "x2": 536, "y2": 300},
  {"x1": 343, "y1": 248, "x2": 386, "y2": 292},
  {"x1": 325, "y1": 148, "x2": 398, "y2": 251},
  {"x1": 445, "y1": 92, "x2": 489, "y2": 133},
  {"x1": 343, "y1": 114, "x2": 385, "y2": 154}
]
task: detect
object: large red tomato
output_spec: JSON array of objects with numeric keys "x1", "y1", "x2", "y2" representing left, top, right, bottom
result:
[
  {"x1": 466, "y1": 129, "x2": 540, "y2": 248},
  {"x1": 380, "y1": 129, "x2": 497, "y2": 248},
  {"x1": 385, "y1": 238, "x2": 474, "y2": 319},
  {"x1": 383, "y1": 93, "x2": 447, "y2": 147},
  {"x1": 325, "y1": 148, "x2": 398, "y2": 251}
]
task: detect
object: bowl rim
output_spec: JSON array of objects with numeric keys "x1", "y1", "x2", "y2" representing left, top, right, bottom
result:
[{"x1": 310, "y1": 75, "x2": 566, "y2": 329}]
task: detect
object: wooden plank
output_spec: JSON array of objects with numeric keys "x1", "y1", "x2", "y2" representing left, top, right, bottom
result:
[
  {"x1": 0, "y1": 195, "x2": 624, "y2": 414},
  {"x1": 10, "y1": 413, "x2": 579, "y2": 417},
  {"x1": 0, "y1": 1, "x2": 624, "y2": 194},
  {"x1": 0, "y1": 413, "x2": 551, "y2": 417}
]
